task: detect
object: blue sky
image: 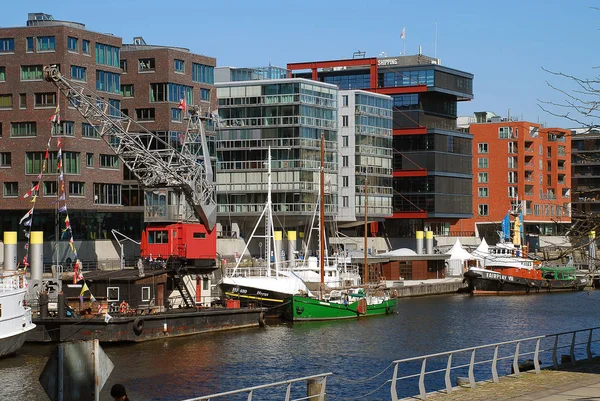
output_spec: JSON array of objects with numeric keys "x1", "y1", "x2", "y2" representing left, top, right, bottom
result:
[{"x1": 3, "y1": 0, "x2": 598, "y2": 128}]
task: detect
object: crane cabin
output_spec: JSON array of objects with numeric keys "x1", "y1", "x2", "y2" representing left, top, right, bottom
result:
[{"x1": 141, "y1": 223, "x2": 217, "y2": 268}]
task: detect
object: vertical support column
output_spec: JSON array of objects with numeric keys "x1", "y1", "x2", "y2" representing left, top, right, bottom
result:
[
  {"x1": 369, "y1": 61, "x2": 378, "y2": 89},
  {"x1": 425, "y1": 231, "x2": 434, "y2": 255},
  {"x1": 274, "y1": 231, "x2": 283, "y2": 264},
  {"x1": 3, "y1": 231, "x2": 17, "y2": 271},
  {"x1": 416, "y1": 231, "x2": 424, "y2": 255},
  {"x1": 307, "y1": 376, "x2": 327, "y2": 401},
  {"x1": 311, "y1": 68, "x2": 318, "y2": 81},
  {"x1": 287, "y1": 231, "x2": 296, "y2": 262},
  {"x1": 30, "y1": 231, "x2": 44, "y2": 281}
]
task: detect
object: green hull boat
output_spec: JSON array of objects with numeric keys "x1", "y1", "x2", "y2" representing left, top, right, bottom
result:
[{"x1": 284, "y1": 291, "x2": 398, "y2": 321}]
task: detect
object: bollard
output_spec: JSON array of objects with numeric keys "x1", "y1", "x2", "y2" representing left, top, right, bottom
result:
[
  {"x1": 58, "y1": 292, "x2": 66, "y2": 318},
  {"x1": 307, "y1": 377, "x2": 326, "y2": 401},
  {"x1": 39, "y1": 292, "x2": 49, "y2": 318},
  {"x1": 30, "y1": 231, "x2": 44, "y2": 281},
  {"x1": 3, "y1": 231, "x2": 17, "y2": 270}
]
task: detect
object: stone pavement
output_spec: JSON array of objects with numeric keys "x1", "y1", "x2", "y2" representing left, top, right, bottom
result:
[{"x1": 402, "y1": 359, "x2": 600, "y2": 401}]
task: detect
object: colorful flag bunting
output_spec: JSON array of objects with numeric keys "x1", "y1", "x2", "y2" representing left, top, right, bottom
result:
[{"x1": 19, "y1": 208, "x2": 34, "y2": 224}]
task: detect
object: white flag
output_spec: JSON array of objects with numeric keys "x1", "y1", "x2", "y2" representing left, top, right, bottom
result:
[
  {"x1": 565, "y1": 189, "x2": 571, "y2": 197},
  {"x1": 19, "y1": 208, "x2": 34, "y2": 224},
  {"x1": 104, "y1": 313, "x2": 113, "y2": 323},
  {"x1": 400, "y1": 27, "x2": 406, "y2": 39}
]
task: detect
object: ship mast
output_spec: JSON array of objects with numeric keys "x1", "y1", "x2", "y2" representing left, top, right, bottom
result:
[
  {"x1": 320, "y1": 132, "x2": 325, "y2": 295},
  {"x1": 363, "y1": 171, "x2": 368, "y2": 285}
]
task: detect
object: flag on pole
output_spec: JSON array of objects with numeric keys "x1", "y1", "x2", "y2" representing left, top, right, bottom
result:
[
  {"x1": 104, "y1": 313, "x2": 113, "y2": 323},
  {"x1": 178, "y1": 97, "x2": 187, "y2": 111},
  {"x1": 59, "y1": 205, "x2": 67, "y2": 213},
  {"x1": 23, "y1": 218, "x2": 32, "y2": 227},
  {"x1": 30, "y1": 195, "x2": 37, "y2": 203},
  {"x1": 19, "y1": 208, "x2": 34, "y2": 224},
  {"x1": 90, "y1": 294, "x2": 97, "y2": 303},
  {"x1": 23, "y1": 183, "x2": 39, "y2": 199},
  {"x1": 80, "y1": 282, "x2": 89, "y2": 296},
  {"x1": 400, "y1": 27, "x2": 406, "y2": 39}
]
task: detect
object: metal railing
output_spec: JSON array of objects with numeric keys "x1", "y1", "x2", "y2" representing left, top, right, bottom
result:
[
  {"x1": 181, "y1": 373, "x2": 332, "y2": 401},
  {"x1": 388, "y1": 326, "x2": 600, "y2": 400}
]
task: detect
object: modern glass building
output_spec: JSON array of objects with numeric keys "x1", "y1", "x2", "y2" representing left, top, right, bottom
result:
[
  {"x1": 337, "y1": 90, "x2": 393, "y2": 223},
  {"x1": 288, "y1": 54, "x2": 474, "y2": 239},
  {"x1": 215, "y1": 78, "x2": 338, "y2": 237}
]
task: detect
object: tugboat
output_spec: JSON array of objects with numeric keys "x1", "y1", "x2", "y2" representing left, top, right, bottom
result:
[{"x1": 464, "y1": 214, "x2": 587, "y2": 295}]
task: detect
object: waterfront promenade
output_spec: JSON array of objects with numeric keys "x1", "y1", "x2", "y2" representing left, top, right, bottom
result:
[{"x1": 410, "y1": 358, "x2": 600, "y2": 401}]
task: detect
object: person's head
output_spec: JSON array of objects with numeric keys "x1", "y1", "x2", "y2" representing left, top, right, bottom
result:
[{"x1": 110, "y1": 383, "x2": 128, "y2": 401}]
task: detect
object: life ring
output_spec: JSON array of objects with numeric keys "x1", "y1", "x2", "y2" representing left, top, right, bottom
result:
[
  {"x1": 258, "y1": 312, "x2": 266, "y2": 328},
  {"x1": 133, "y1": 317, "x2": 144, "y2": 335},
  {"x1": 119, "y1": 301, "x2": 127, "y2": 314}
]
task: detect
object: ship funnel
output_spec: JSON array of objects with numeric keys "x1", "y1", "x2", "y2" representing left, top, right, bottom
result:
[
  {"x1": 416, "y1": 231, "x2": 424, "y2": 255},
  {"x1": 425, "y1": 231, "x2": 434, "y2": 254}
]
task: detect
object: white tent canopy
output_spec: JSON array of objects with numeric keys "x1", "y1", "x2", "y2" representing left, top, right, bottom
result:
[
  {"x1": 445, "y1": 239, "x2": 475, "y2": 277},
  {"x1": 446, "y1": 239, "x2": 475, "y2": 261}
]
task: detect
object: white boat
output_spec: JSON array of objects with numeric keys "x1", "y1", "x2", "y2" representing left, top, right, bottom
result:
[
  {"x1": 219, "y1": 148, "x2": 312, "y2": 310},
  {"x1": 0, "y1": 270, "x2": 35, "y2": 357}
]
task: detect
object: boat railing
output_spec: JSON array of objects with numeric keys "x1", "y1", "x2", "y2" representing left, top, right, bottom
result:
[
  {"x1": 0, "y1": 271, "x2": 27, "y2": 292},
  {"x1": 387, "y1": 326, "x2": 600, "y2": 400},
  {"x1": 180, "y1": 373, "x2": 332, "y2": 401}
]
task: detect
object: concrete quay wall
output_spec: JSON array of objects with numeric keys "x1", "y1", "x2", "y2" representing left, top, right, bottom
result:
[{"x1": 390, "y1": 279, "x2": 465, "y2": 298}]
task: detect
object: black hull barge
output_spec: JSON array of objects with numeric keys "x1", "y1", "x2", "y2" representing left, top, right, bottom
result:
[{"x1": 27, "y1": 307, "x2": 266, "y2": 343}]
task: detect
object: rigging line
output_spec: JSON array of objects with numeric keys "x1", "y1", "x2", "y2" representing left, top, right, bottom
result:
[
  {"x1": 327, "y1": 378, "x2": 390, "y2": 400},
  {"x1": 335, "y1": 361, "x2": 394, "y2": 383},
  {"x1": 391, "y1": 189, "x2": 424, "y2": 213},
  {"x1": 392, "y1": 146, "x2": 426, "y2": 170}
]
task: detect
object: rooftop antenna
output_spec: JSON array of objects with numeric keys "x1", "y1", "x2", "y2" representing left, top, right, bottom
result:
[
  {"x1": 434, "y1": 22, "x2": 438, "y2": 59},
  {"x1": 352, "y1": 50, "x2": 366, "y2": 59}
]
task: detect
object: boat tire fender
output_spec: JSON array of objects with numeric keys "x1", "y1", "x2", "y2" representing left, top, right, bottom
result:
[
  {"x1": 499, "y1": 279, "x2": 505, "y2": 284},
  {"x1": 386, "y1": 306, "x2": 392, "y2": 315},
  {"x1": 133, "y1": 317, "x2": 144, "y2": 335},
  {"x1": 258, "y1": 312, "x2": 266, "y2": 328},
  {"x1": 525, "y1": 286, "x2": 530, "y2": 294}
]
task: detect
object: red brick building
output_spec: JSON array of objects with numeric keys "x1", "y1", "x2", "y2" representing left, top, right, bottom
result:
[{"x1": 461, "y1": 115, "x2": 571, "y2": 244}]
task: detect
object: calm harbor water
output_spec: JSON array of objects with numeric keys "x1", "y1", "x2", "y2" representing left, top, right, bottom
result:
[{"x1": 2, "y1": 291, "x2": 600, "y2": 401}]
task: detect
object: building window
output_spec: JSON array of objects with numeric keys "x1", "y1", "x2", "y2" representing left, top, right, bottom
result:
[
  {"x1": 67, "y1": 37, "x2": 78, "y2": 52},
  {"x1": 174, "y1": 59, "x2": 184, "y2": 73},
  {"x1": 21, "y1": 65, "x2": 43, "y2": 80},
  {"x1": 136, "y1": 108, "x2": 155, "y2": 121},
  {"x1": 342, "y1": 155, "x2": 349, "y2": 167},
  {"x1": 141, "y1": 287, "x2": 151, "y2": 302},
  {"x1": 478, "y1": 204, "x2": 488, "y2": 216},
  {"x1": 508, "y1": 142, "x2": 517, "y2": 154},
  {"x1": 477, "y1": 172, "x2": 488, "y2": 183},
  {"x1": 498, "y1": 126, "x2": 513, "y2": 139},
  {"x1": 69, "y1": 181, "x2": 85, "y2": 196},
  {"x1": 44, "y1": 181, "x2": 57, "y2": 196},
  {"x1": 192, "y1": 63, "x2": 214, "y2": 84},
  {"x1": 100, "y1": 154, "x2": 119, "y2": 169},
  {"x1": 82, "y1": 39, "x2": 90, "y2": 55},
  {"x1": 139, "y1": 58, "x2": 155, "y2": 72},
  {"x1": 200, "y1": 88, "x2": 210, "y2": 102},
  {"x1": 95, "y1": 43, "x2": 120, "y2": 67},
  {"x1": 342, "y1": 95, "x2": 348, "y2": 107},
  {"x1": 107, "y1": 287, "x2": 119, "y2": 302},
  {"x1": 121, "y1": 84, "x2": 134, "y2": 97},
  {"x1": 342, "y1": 115, "x2": 348, "y2": 127},
  {"x1": 96, "y1": 70, "x2": 120, "y2": 94},
  {"x1": 0, "y1": 152, "x2": 11, "y2": 167},
  {"x1": 63, "y1": 152, "x2": 81, "y2": 174},
  {"x1": 508, "y1": 156, "x2": 518, "y2": 169},
  {"x1": 11, "y1": 122, "x2": 36, "y2": 137},
  {"x1": 26, "y1": 152, "x2": 58, "y2": 174},
  {"x1": 26, "y1": 37, "x2": 34, "y2": 52},
  {"x1": 0, "y1": 38, "x2": 15, "y2": 53},
  {"x1": 342, "y1": 176, "x2": 349, "y2": 187},
  {"x1": 150, "y1": 83, "x2": 193, "y2": 104},
  {"x1": 477, "y1": 158, "x2": 488, "y2": 168},
  {"x1": 342, "y1": 136, "x2": 349, "y2": 147},
  {"x1": 82, "y1": 123, "x2": 99, "y2": 138},
  {"x1": 171, "y1": 108, "x2": 182, "y2": 122},
  {"x1": 0, "y1": 66, "x2": 5, "y2": 81},
  {"x1": 0, "y1": 94, "x2": 12, "y2": 109},
  {"x1": 36, "y1": 36, "x2": 56, "y2": 52},
  {"x1": 478, "y1": 143, "x2": 488, "y2": 154},
  {"x1": 478, "y1": 187, "x2": 488, "y2": 197},
  {"x1": 19, "y1": 94, "x2": 26, "y2": 108},
  {"x1": 343, "y1": 196, "x2": 349, "y2": 207},
  {"x1": 94, "y1": 183, "x2": 121, "y2": 205},
  {"x1": 120, "y1": 59, "x2": 127, "y2": 73},
  {"x1": 508, "y1": 171, "x2": 517, "y2": 184},
  {"x1": 109, "y1": 99, "x2": 120, "y2": 117},
  {"x1": 3, "y1": 182, "x2": 17, "y2": 197},
  {"x1": 71, "y1": 65, "x2": 86, "y2": 81},
  {"x1": 34, "y1": 92, "x2": 57, "y2": 108},
  {"x1": 87, "y1": 153, "x2": 94, "y2": 167},
  {"x1": 508, "y1": 186, "x2": 518, "y2": 198},
  {"x1": 53, "y1": 121, "x2": 75, "y2": 137}
]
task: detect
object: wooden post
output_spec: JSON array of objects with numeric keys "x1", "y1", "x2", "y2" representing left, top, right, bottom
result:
[{"x1": 307, "y1": 377, "x2": 327, "y2": 401}]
